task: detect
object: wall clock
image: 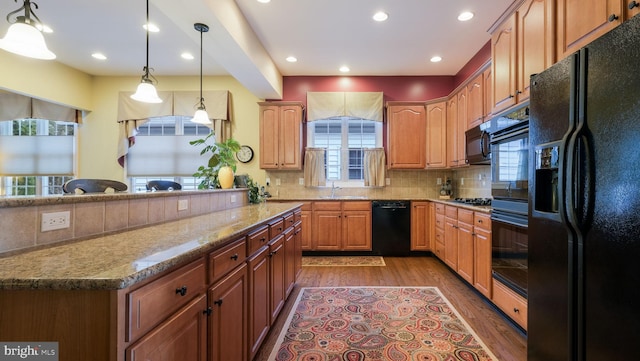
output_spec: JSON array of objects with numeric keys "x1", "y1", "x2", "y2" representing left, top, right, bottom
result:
[{"x1": 236, "y1": 145, "x2": 254, "y2": 163}]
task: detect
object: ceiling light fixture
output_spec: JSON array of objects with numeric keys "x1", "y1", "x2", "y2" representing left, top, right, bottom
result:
[
  {"x1": 286, "y1": 56, "x2": 297, "y2": 63},
  {"x1": 92, "y1": 53, "x2": 107, "y2": 60},
  {"x1": 0, "y1": 0, "x2": 55, "y2": 60},
  {"x1": 457, "y1": 11, "x2": 474, "y2": 21},
  {"x1": 339, "y1": 66, "x2": 350, "y2": 73},
  {"x1": 131, "y1": 0, "x2": 162, "y2": 104},
  {"x1": 191, "y1": 22, "x2": 211, "y2": 125},
  {"x1": 430, "y1": 56, "x2": 442, "y2": 63},
  {"x1": 372, "y1": 11, "x2": 388, "y2": 22},
  {"x1": 181, "y1": 52, "x2": 194, "y2": 60}
]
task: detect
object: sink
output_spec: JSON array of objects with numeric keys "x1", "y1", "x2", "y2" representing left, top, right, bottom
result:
[{"x1": 318, "y1": 196, "x2": 368, "y2": 200}]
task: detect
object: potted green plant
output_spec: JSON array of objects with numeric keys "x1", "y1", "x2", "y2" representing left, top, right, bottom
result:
[
  {"x1": 245, "y1": 175, "x2": 265, "y2": 204},
  {"x1": 189, "y1": 132, "x2": 241, "y2": 189}
]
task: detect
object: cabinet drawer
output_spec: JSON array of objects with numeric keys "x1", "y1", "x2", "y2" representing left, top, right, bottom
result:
[
  {"x1": 294, "y1": 209, "x2": 302, "y2": 223},
  {"x1": 474, "y1": 212, "x2": 491, "y2": 231},
  {"x1": 445, "y1": 205, "x2": 458, "y2": 219},
  {"x1": 247, "y1": 225, "x2": 269, "y2": 256},
  {"x1": 342, "y1": 201, "x2": 370, "y2": 211},
  {"x1": 435, "y1": 202, "x2": 445, "y2": 214},
  {"x1": 269, "y1": 218, "x2": 285, "y2": 239},
  {"x1": 435, "y1": 228, "x2": 445, "y2": 245},
  {"x1": 283, "y1": 212, "x2": 295, "y2": 229},
  {"x1": 435, "y1": 214, "x2": 445, "y2": 229},
  {"x1": 492, "y1": 279, "x2": 528, "y2": 330},
  {"x1": 458, "y1": 209, "x2": 474, "y2": 224},
  {"x1": 300, "y1": 202, "x2": 312, "y2": 211},
  {"x1": 127, "y1": 258, "x2": 206, "y2": 342},
  {"x1": 313, "y1": 201, "x2": 342, "y2": 211},
  {"x1": 209, "y1": 237, "x2": 247, "y2": 284}
]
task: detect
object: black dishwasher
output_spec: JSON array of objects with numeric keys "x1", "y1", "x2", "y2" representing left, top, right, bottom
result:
[{"x1": 371, "y1": 200, "x2": 411, "y2": 256}]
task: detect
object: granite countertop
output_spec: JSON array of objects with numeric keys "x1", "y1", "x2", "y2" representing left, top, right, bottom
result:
[{"x1": 0, "y1": 202, "x2": 301, "y2": 291}]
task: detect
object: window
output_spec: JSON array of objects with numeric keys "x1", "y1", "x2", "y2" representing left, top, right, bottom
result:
[
  {"x1": 129, "y1": 116, "x2": 212, "y2": 191},
  {"x1": 0, "y1": 118, "x2": 76, "y2": 196},
  {"x1": 307, "y1": 117, "x2": 381, "y2": 182}
]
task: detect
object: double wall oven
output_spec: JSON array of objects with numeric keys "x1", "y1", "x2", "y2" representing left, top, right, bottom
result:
[{"x1": 490, "y1": 105, "x2": 529, "y2": 298}]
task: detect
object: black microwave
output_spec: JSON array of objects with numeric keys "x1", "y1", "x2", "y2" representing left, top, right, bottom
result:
[{"x1": 465, "y1": 122, "x2": 491, "y2": 165}]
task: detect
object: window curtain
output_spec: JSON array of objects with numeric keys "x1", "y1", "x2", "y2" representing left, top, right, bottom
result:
[
  {"x1": 303, "y1": 148, "x2": 326, "y2": 187},
  {"x1": 0, "y1": 91, "x2": 80, "y2": 123},
  {"x1": 306, "y1": 92, "x2": 383, "y2": 122},
  {"x1": 363, "y1": 148, "x2": 386, "y2": 187},
  {"x1": 116, "y1": 90, "x2": 230, "y2": 167}
]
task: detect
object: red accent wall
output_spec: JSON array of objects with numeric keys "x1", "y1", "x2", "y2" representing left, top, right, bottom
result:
[{"x1": 453, "y1": 41, "x2": 491, "y2": 88}]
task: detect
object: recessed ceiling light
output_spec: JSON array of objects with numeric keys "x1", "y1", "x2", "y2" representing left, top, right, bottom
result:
[
  {"x1": 91, "y1": 53, "x2": 107, "y2": 60},
  {"x1": 339, "y1": 66, "x2": 350, "y2": 73},
  {"x1": 372, "y1": 11, "x2": 388, "y2": 22},
  {"x1": 286, "y1": 56, "x2": 297, "y2": 63},
  {"x1": 430, "y1": 56, "x2": 442, "y2": 63},
  {"x1": 181, "y1": 52, "x2": 194, "y2": 60},
  {"x1": 257, "y1": 0, "x2": 271, "y2": 3},
  {"x1": 458, "y1": 11, "x2": 474, "y2": 21},
  {"x1": 143, "y1": 23, "x2": 159, "y2": 32}
]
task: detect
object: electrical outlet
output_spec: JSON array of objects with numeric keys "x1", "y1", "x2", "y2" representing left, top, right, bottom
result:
[
  {"x1": 178, "y1": 199, "x2": 189, "y2": 211},
  {"x1": 275, "y1": 178, "x2": 281, "y2": 186},
  {"x1": 437, "y1": 178, "x2": 442, "y2": 185},
  {"x1": 460, "y1": 178, "x2": 465, "y2": 185},
  {"x1": 230, "y1": 195, "x2": 237, "y2": 203},
  {"x1": 299, "y1": 178, "x2": 304, "y2": 185},
  {"x1": 41, "y1": 211, "x2": 70, "y2": 232},
  {"x1": 265, "y1": 177, "x2": 270, "y2": 187},
  {"x1": 385, "y1": 178, "x2": 391, "y2": 185}
]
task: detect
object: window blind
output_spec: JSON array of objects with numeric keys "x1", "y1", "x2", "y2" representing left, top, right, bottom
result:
[{"x1": 126, "y1": 135, "x2": 210, "y2": 177}]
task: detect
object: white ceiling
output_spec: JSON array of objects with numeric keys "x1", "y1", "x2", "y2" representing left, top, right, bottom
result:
[{"x1": 1, "y1": 0, "x2": 515, "y2": 98}]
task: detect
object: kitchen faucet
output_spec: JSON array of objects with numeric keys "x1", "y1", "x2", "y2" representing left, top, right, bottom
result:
[{"x1": 330, "y1": 181, "x2": 340, "y2": 198}]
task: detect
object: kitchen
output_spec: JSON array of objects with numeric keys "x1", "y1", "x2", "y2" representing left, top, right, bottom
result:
[{"x1": 1, "y1": 1, "x2": 640, "y2": 361}]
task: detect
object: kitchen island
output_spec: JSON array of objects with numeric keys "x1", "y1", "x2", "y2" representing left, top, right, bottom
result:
[{"x1": 0, "y1": 199, "x2": 303, "y2": 361}]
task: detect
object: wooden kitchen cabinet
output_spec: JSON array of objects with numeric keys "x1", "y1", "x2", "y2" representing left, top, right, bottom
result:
[
  {"x1": 492, "y1": 0, "x2": 555, "y2": 112},
  {"x1": 248, "y1": 245, "x2": 270, "y2": 360},
  {"x1": 269, "y1": 233, "x2": 286, "y2": 323},
  {"x1": 434, "y1": 202, "x2": 446, "y2": 260},
  {"x1": 387, "y1": 101, "x2": 426, "y2": 169},
  {"x1": 444, "y1": 206, "x2": 459, "y2": 270},
  {"x1": 300, "y1": 202, "x2": 312, "y2": 250},
  {"x1": 483, "y1": 67, "x2": 493, "y2": 120},
  {"x1": 493, "y1": 278, "x2": 528, "y2": 330},
  {"x1": 411, "y1": 201, "x2": 432, "y2": 251},
  {"x1": 426, "y1": 100, "x2": 447, "y2": 169},
  {"x1": 284, "y1": 227, "x2": 296, "y2": 298},
  {"x1": 311, "y1": 201, "x2": 372, "y2": 251},
  {"x1": 557, "y1": 0, "x2": 624, "y2": 60},
  {"x1": 259, "y1": 101, "x2": 304, "y2": 170},
  {"x1": 474, "y1": 212, "x2": 492, "y2": 298},
  {"x1": 456, "y1": 209, "x2": 475, "y2": 284},
  {"x1": 446, "y1": 95, "x2": 461, "y2": 168},
  {"x1": 208, "y1": 263, "x2": 247, "y2": 361},
  {"x1": 466, "y1": 74, "x2": 484, "y2": 130}
]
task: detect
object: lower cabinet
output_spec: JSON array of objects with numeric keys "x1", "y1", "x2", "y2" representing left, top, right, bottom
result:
[
  {"x1": 473, "y1": 213, "x2": 492, "y2": 298},
  {"x1": 269, "y1": 233, "x2": 286, "y2": 322},
  {"x1": 208, "y1": 263, "x2": 248, "y2": 361},
  {"x1": 410, "y1": 201, "x2": 432, "y2": 251},
  {"x1": 248, "y1": 246, "x2": 271, "y2": 360},
  {"x1": 492, "y1": 278, "x2": 528, "y2": 330},
  {"x1": 456, "y1": 209, "x2": 475, "y2": 284},
  {"x1": 311, "y1": 201, "x2": 372, "y2": 251}
]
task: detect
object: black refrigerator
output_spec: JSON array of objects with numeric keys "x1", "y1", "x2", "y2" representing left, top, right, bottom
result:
[{"x1": 528, "y1": 13, "x2": 640, "y2": 361}]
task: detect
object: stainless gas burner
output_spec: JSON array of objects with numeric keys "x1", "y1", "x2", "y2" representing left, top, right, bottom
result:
[{"x1": 453, "y1": 198, "x2": 492, "y2": 206}]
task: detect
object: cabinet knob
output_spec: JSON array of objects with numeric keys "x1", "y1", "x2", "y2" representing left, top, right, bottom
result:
[
  {"x1": 175, "y1": 286, "x2": 187, "y2": 296},
  {"x1": 516, "y1": 90, "x2": 522, "y2": 94},
  {"x1": 203, "y1": 307, "x2": 213, "y2": 316},
  {"x1": 513, "y1": 307, "x2": 520, "y2": 313},
  {"x1": 230, "y1": 254, "x2": 239, "y2": 261},
  {"x1": 508, "y1": 94, "x2": 515, "y2": 98},
  {"x1": 608, "y1": 13, "x2": 619, "y2": 22},
  {"x1": 214, "y1": 299, "x2": 223, "y2": 307},
  {"x1": 260, "y1": 237, "x2": 266, "y2": 242},
  {"x1": 630, "y1": 1, "x2": 640, "y2": 9}
]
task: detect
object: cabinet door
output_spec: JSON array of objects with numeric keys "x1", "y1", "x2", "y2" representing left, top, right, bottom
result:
[
  {"x1": 557, "y1": 0, "x2": 623, "y2": 59},
  {"x1": 259, "y1": 105, "x2": 280, "y2": 169},
  {"x1": 456, "y1": 89, "x2": 468, "y2": 166},
  {"x1": 483, "y1": 67, "x2": 493, "y2": 120},
  {"x1": 247, "y1": 246, "x2": 270, "y2": 360},
  {"x1": 126, "y1": 295, "x2": 207, "y2": 361},
  {"x1": 446, "y1": 96, "x2": 458, "y2": 168},
  {"x1": 300, "y1": 210, "x2": 312, "y2": 250},
  {"x1": 492, "y1": 14, "x2": 517, "y2": 114},
  {"x1": 313, "y1": 211, "x2": 342, "y2": 250},
  {"x1": 411, "y1": 202, "x2": 430, "y2": 251},
  {"x1": 517, "y1": 0, "x2": 555, "y2": 102},
  {"x1": 209, "y1": 263, "x2": 247, "y2": 361},
  {"x1": 444, "y1": 216, "x2": 458, "y2": 270},
  {"x1": 269, "y1": 235, "x2": 286, "y2": 323},
  {"x1": 466, "y1": 74, "x2": 484, "y2": 130},
  {"x1": 294, "y1": 221, "x2": 303, "y2": 279},
  {"x1": 283, "y1": 228, "x2": 296, "y2": 298},
  {"x1": 457, "y1": 219, "x2": 475, "y2": 284},
  {"x1": 426, "y1": 101, "x2": 447, "y2": 168},
  {"x1": 342, "y1": 210, "x2": 372, "y2": 251},
  {"x1": 474, "y1": 226, "x2": 492, "y2": 298},
  {"x1": 278, "y1": 105, "x2": 303, "y2": 169},
  {"x1": 387, "y1": 103, "x2": 426, "y2": 169}
]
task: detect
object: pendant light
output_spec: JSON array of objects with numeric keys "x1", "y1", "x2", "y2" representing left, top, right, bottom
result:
[
  {"x1": 131, "y1": 0, "x2": 162, "y2": 104},
  {"x1": 0, "y1": 0, "x2": 55, "y2": 60},
  {"x1": 191, "y1": 22, "x2": 211, "y2": 124}
]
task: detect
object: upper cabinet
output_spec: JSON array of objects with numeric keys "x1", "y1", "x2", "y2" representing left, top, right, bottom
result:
[
  {"x1": 466, "y1": 73, "x2": 484, "y2": 129},
  {"x1": 492, "y1": 0, "x2": 555, "y2": 113},
  {"x1": 557, "y1": 0, "x2": 624, "y2": 59},
  {"x1": 387, "y1": 102, "x2": 426, "y2": 169},
  {"x1": 259, "y1": 102, "x2": 304, "y2": 170},
  {"x1": 425, "y1": 100, "x2": 447, "y2": 169}
]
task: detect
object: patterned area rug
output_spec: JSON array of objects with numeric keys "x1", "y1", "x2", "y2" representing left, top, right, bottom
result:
[
  {"x1": 268, "y1": 287, "x2": 497, "y2": 361},
  {"x1": 302, "y1": 256, "x2": 386, "y2": 267}
]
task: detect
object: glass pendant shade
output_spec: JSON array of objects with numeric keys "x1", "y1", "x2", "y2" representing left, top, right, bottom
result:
[
  {"x1": 191, "y1": 107, "x2": 211, "y2": 124},
  {"x1": 0, "y1": 22, "x2": 55, "y2": 60},
  {"x1": 130, "y1": 79, "x2": 162, "y2": 103}
]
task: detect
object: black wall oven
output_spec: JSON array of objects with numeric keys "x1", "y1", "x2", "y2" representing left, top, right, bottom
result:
[{"x1": 490, "y1": 105, "x2": 529, "y2": 298}]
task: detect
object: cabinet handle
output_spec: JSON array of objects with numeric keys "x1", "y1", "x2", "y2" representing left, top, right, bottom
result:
[
  {"x1": 516, "y1": 90, "x2": 522, "y2": 94},
  {"x1": 513, "y1": 307, "x2": 520, "y2": 313},
  {"x1": 630, "y1": 1, "x2": 639, "y2": 9},
  {"x1": 175, "y1": 286, "x2": 187, "y2": 296},
  {"x1": 231, "y1": 254, "x2": 239, "y2": 261},
  {"x1": 260, "y1": 237, "x2": 266, "y2": 242},
  {"x1": 508, "y1": 94, "x2": 515, "y2": 98},
  {"x1": 203, "y1": 307, "x2": 213, "y2": 316},
  {"x1": 608, "y1": 13, "x2": 619, "y2": 22},
  {"x1": 477, "y1": 219, "x2": 483, "y2": 223},
  {"x1": 214, "y1": 299, "x2": 223, "y2": 307}
]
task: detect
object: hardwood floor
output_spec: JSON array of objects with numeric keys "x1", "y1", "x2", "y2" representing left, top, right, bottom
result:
[{"x1": 253, "y1": 256, "x2": 527, "y2": 361}]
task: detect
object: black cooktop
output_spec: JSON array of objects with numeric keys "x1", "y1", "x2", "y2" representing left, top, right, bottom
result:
[{"x1": 453, "y1": 198, "x2": 492, "y2": 206}]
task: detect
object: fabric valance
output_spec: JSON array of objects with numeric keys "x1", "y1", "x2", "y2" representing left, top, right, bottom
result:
[
  {"x1": 307, "y1": 92, "x2": 383, "y2": 122},
  {"x1": 0, "y1": 91, "x2": 80, "y2": 123},
  {"x1": 117, "y1": 90, "x2": 229, "y2": 122}
]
